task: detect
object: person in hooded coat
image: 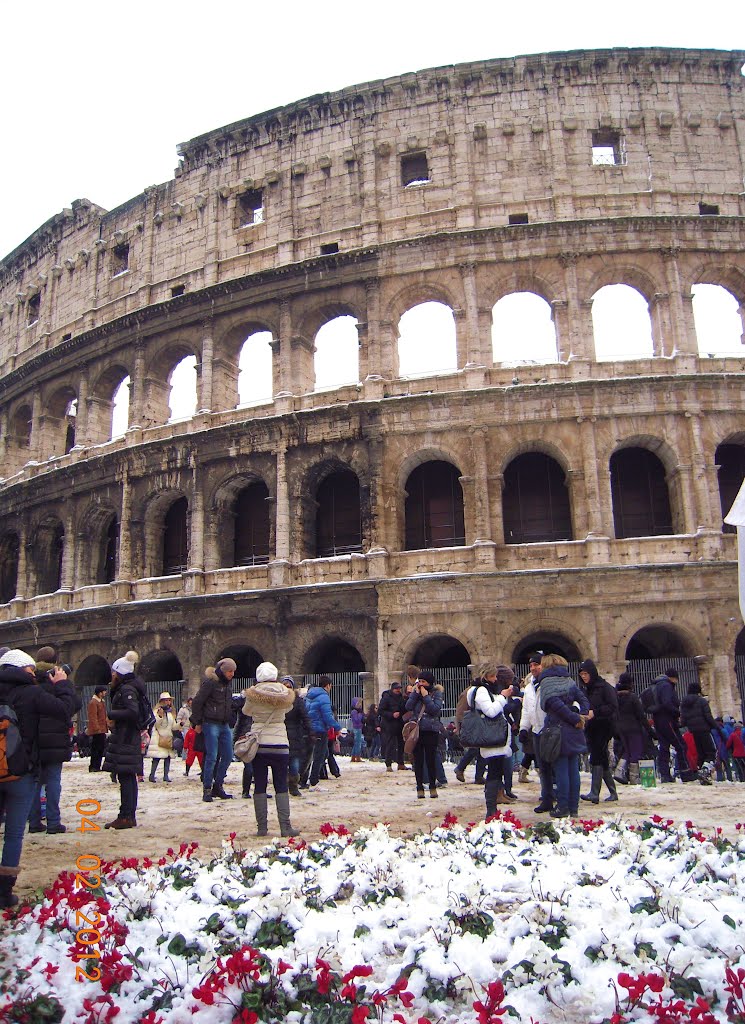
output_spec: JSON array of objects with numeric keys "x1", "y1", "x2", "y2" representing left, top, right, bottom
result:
[
  {"x1": 191, "y1": 657, "x2": 237, "y2": 802},
  {"x1": 0, "y1": 649, "x2": 78, "y2": 908},
  {"x1": 680, "y1": 681, "x2": 719, "y2": 775},
  {"x1": 578, "y1": 658, "x2": 619, "y2": 804},
  {"x1": 614, "y1": 672, "x2": 654, "y2": 785},
  {"x1": 102, "y1": 655, "x2": 149, "y2": 830},
  {"x1": 538, "y1": 654, "x2": 591, "y2": 818}
]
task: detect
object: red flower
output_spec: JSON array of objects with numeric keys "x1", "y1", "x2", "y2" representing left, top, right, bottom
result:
[{"x1": 351, "y1": 1007, "x2": 370, "y2": 1024}]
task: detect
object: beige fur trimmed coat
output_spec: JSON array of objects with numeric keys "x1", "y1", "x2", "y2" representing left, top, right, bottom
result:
[{"x1": 242, "y1": 682, "x2": 295, "y2": 749}]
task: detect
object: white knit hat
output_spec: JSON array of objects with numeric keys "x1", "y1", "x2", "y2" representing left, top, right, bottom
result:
[
  {"x1": 111, "y1": 657, "x2": 135, "y2": 676},
  {"x1": 0, "y1": 649, "x2": 36, "y2": 669},
  {"x1": 255, "y1": 661, "x2": 278, "y2": 682}
]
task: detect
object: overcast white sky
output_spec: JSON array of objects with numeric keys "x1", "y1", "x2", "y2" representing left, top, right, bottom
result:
[{"x1": 1, "y1": 0, "x2": 742, "y2": 261}]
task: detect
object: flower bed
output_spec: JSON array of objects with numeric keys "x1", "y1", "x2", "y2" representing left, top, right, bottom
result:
[{"x1": 1, "y1": 814, "x2": 745, "y2": 1024}]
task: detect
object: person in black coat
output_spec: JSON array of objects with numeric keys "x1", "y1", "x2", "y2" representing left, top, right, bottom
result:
[
  {"x1": 281, "y1": 676, "x2": 312, "y2": 796},
  {"x1": 27, "y1": 659, "x2": 81, "y2": 834},
  {"x1": 0, "y1": 649, "x2": 78, "y2": 908},
  {"x1": 378, "y1": 681, "x2": 407, "y2": 771},
  {"x1": 651, "y1": 668, "x2": 692, "y2": 783},
  {"x1": 578, "y1": 658, "x2": 619, "y2": 804},
  {"x1": 614, "y1": 672, "x2": 654, "y2": 784},
  {"x1": 191, "y1": 658, "x2": 236, "y2": 802},
  {"x1": 680, "y1": 681, "x2": 719, "y2": 768},
  {"x1": 103, "y1": 656, "x2": 148, "y2": 829}
]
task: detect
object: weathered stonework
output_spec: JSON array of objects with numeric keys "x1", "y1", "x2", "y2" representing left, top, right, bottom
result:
[{"x1": 0, "y1": 48, "x2": 744, "y2": 710}]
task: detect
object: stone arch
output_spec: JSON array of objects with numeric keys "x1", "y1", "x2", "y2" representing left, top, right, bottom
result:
[
  {"x1": 89, "y1": 363, "x2": 131, "y2": 443},
  {"x1": 691, "y1": 282, "x2": 743, "y2": 357},
  {"x1": 141, "y1": 487, "x2": 190, "y2": 577},
  {"x1": 42, "y1": 383, "x2": 78, "y2": 458},
  {"x1": 715, "y1": 439, "x2": 745, "y2": 533},
  {"x1": 491, "y1": 291, "x2": 559, "y2": 365},
  {"x1": 409, "y1": 633, "x2": 472, "y2": 668},
  {"x1": 584, "y1": 264, "x2": 661, "y2": 306},
  {"x1": 498, "y1": 438, "x2": 572, "y2": 478},
  {"x1": 314, "y1": 315, "x2": 360, "y2": 391},
  {"x1": 609, "y1": 437, "x2": 677, "y2": 538},
  {"x1": 9, "y1": 402, "x2": 32, "y2": 450},
  {"x1": 0, "y1": 530, "x2": 19, "y2": 604},
  {"x1": 397, "y1": 301, "x2": 458, "y2": 378},
  {"x1": 302, "y1": 636, "x2": 365, "y2": 673},
  {"x1": 621, "y1": 622, "x2": 700, "y2": 660},
  {"x1": 30, "y1": 514, "x2": 65, "y2": 595},
  {"x1": 146, "y1": 343, "x2": 199, "y2": 426},
  {"x1": 215, "y1": 316, "x2": 279, "y2": 367},
  {"x1": 482, "y1": 268, "x2": 562, "y2": 308},
  {"x1": 505, "y1": 621, "x2": 587, "y2": 667},
  {"x1": 217, "y1": 643, "x2": 264, "y2": 680},
  {"x1": 502, "y1": 450, "x2": 573, "y2": 544},
  {"x1": 294, "y1": 456, "x2": 368, "y2": 560},
  {"x1": 76, "y1": 502, "x2": 119, "y2": 586},
  {"x1": 690, "y1": 262, "x2": 745, "y2": 304},
  {"x1": 297, "y1": 299, "x2": 365, "y2": 342},
  {"x1": 591, "y1": 283, "x2": 655, "y2": 361},
  {"x1": 384, "y1": 279, "x2": 461, "y2": 326},
  {"x1": 75, "y1": 654, "x2": 112, "y2": 689},
  {"x1": 404, "y1": 458, "x2": 465, "y2": 550},
  {"x1": 138, "y1": 648, "x2": 184, "y2": 683},
  {"x1": 314, "y1": 467, "x2": 362, "y2": 557}
]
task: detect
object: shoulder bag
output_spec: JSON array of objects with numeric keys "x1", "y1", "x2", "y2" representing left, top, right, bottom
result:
[
  {"x1": 234, "y1": 729, "x2": 262, "y2": 764},
  {"x1": 460, "y1": 686, "x2": 509, "y2": 748},
  {"x1": 402, "y1": 705, "x2": 425, "y2": 755},
  {"x1": 537, "y1": 723, "x2": 562, "y2": 763}
]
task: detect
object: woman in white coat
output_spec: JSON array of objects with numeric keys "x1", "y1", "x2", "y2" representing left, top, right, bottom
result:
[
  {"x1": 467, "y1": 664, "x2": 516, "y2": 818},
  {"x1": 147, "y1": 692, "x2": 178, "y2": 783}
]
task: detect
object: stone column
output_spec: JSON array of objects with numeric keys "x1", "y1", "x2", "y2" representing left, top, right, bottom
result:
[
  {"x1": 579, "y1": 418, "x2": 606, "y2": 536},
  {"x1": 28, "y1": 389, "x2": 42, "y2": 463},
  {"x1": 559, "y1": 253, "x2": 594, "y2": 361},
  {"x1": 128, "y1": 343, "x2": 146, "y2": 430},
  {"x1": 551, "y1": 300, "x2": 571, "y2": 362},
  {"x1": 14, "y1": 522, "x2": 28, "y2": 600},
  {"x1": 660, "y1": 247, "x2": 698, "y2": 356},
  {"x1": 670, "y1": 465, "x2": 698, "y2": 535},
  {"x1": 687, "y1": 412, "x2": 718, "y2": 530},
  {"x1": 452, "y1": 308, "x2": 468, "y2": 370},
  {"x1": 197, "y1": 322, "x2": 214, "y2": 414},
  {"x1": 355, "y1": 321, "x2": 368, "y2": 382},
  {"x1": 74, "y1": 368, "x2": 90, "y2": 447},
  {"x1": 117, "y1": 468, "x2": 132, "y2": 581},
  {"x1": 188, "y1": 457, "x2": 205, "y2": 572},
  {"x1": 273, "y1": 302, "x2": 294, "y2": 396},
  {"x1": 274, "y1": 441, "x2": 290, "y2": 561},
  {"x1": 60, "y1": 507, "x2": 75, "y2": 590},
  {"x1": 649, "y1": 292, "x2": 670, "y2": 358},
  {"x1": 460, "y1": 263, "x2": 489, "y2": 367}
]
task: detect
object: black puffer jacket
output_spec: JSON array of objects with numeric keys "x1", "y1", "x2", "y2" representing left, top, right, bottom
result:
[
  {"x1": 0, "y1": 664, "x2": 78, "y2": 773},
  {"x1": 285, "y1": 695, "x2": 312, "y2": 758},
  {"x1": 680, "y1": 691, "x2": 717, "y2": 735},
  {"x1": 378, "y1": 689, "x2": 406, "y2": 729},
  {"x1": 191, "y1": 667, "x2": 233, "y2": 725},
  {"x1": 37, "y1": 675, "x2": 82, "y2": 764},
  {"x1": 103, "y1": 674, "x2": 147, "y2": 776},
  {"x1": 579, "y1": 659, "x2": 619, "y2": 732}
]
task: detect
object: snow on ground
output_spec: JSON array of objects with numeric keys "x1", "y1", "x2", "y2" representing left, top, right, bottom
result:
[{"x1": 1, "y1": 758, "x2": 745, "y2": 1023}]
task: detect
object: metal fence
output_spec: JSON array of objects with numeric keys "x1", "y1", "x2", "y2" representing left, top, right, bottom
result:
[
  {"x1": 232, "y1": 672, "x2": 364, "y2": 722},
  {"x1": 734, "y1": 656, "x2": 745, "y2": 718},
  {"x1": 76, "y1": 679, "x2": 185, "y2": 733},
  {"x1": 624, "y1": 658, "x2": 700, "y2": 703}
]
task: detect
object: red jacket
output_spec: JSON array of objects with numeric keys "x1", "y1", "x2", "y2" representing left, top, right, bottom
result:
[{"x1": 726, "y1": 728, "x2": 745, "y2": 758}]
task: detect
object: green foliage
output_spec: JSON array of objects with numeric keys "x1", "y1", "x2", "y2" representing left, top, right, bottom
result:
[
  {"x1": 253, "y1": 917, "x2": 295, "y2": 949},
  {"x1": 446, "y1": 908, "x2": 494, "y2": 939},
  {"x1": 0, "y1": 994, "x2": 65, "y2": 1023}
]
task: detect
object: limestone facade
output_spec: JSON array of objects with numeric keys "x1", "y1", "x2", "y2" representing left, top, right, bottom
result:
[{"x1": 0, "y1": 48, "x2": 744, "y2": 710}]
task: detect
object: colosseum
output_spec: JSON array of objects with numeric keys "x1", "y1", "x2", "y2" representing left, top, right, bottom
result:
[{"x1": 0, "y1": 46, "x2": 744, "y2": 715}]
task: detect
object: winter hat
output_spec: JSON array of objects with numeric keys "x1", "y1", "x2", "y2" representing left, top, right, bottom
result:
[
  {"x1": 281, "y1": 675, "x2": 296, "y2": 688},
  {"x1": 417, "y1": 670, "x2": 436, "y2": 689},
  {"x1": 215, "y1": 657, "x2": 237, "y2": 675},
  {"x1": 112, "y1": 657, "x2": 135, "y2": 676},
  {"x1": 36, "y1": 646, "x2": 56, "y2": 663},
  {"x1": 527, "y1": 652, "x2": 544, "y2": 666},
  {"x1": 687, "y1": 681, "x2": 701, "y2": 695},
  {"x1": 617, "y1": 672, "x2": 634, "y2": 691},
  {"x1": 0, "y1": 649, "x2": 36, "y2": 669},
  {"x1": 495, "y1": 665, "x2": 515, "y2": 687},
  {"x1": 125, "y1": 650, "x2": 140, "y2": 665},
  {"x1": 94, "y1": 684, "x2": 108, "y2": 694},
  {"x1": 390, "y1": 681, "x2": 402, "y2": 690},
  {"x1": 255, "y1": 661, "x2": 278, "y2": 682}
]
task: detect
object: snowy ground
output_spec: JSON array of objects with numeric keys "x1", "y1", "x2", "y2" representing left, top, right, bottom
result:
[{"x1": 1, "y1": 758, "x2": 744, "y2": 1024}]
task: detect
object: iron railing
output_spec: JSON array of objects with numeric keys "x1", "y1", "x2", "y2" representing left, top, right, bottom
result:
[{"x1": 76, "y1": 679, "x2": 185, "y2": 732}]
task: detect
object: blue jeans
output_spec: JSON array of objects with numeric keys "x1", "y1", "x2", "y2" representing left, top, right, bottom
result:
[
  {"x1": 553, "y1": 754, "x2": 581, "y2": 812},
  {"x1": 352, "y1": 728, "x2": 364, "y2": 757},
  {"x1": 0, "y1": 774, "x2": 36, "y2": 867},
  {"x1": 28, "y1": 762, "x2": 63, "y2": 829},
  {"x1": 201, "y1": 721, "x2": 233, "y2": 790},
  {"x1": 309, "y1": 734, "x2": 330, "y2": 785}
]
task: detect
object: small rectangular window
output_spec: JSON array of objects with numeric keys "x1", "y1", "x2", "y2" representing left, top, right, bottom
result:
[
  {"x1": 401, "y1": 152, "x2": 431, "y2": 187},
  {"x1": 27, "y1": 293, "x2": 40, "y2": 326},
  {"x1": 320, "y1": 242, "x2": 339, "y2": 255},
  {"x1": 238, "y1": 189, "x2": 264, "y2": 226},
  {"x1": 699, "y1": 202, "x2": 720, "y2": 216},
  {"x1": 508, "y1": 212, "x2": 529, "y2": 225},
  {"x1": 112, "y1": 243, "x2": 129, "y2": 275},
  {"x1": 591, "y1": 130, "x2": 625, "y2": 166},
  {"x1": 171, "y1": 284, "x2": 185, "y2": 297}
]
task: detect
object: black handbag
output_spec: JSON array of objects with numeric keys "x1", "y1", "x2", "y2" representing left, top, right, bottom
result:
[
  {"x1": 459, "y1": 686, "x2": 509, "y2": 748},
  {"x1": 538, "y1": 724, "x2": 562, "y2": 763}
]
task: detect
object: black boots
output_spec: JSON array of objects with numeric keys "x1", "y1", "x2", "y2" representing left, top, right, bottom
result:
[
  {"x1": 581, "y1": 765, "x2": 603, "y2": 803},
  {"x1": 0, "y1": 868, "x2": 20, "y2": 909},
  {"x1": 212, "y1": 782, "x2": 233, "y2": 800}
]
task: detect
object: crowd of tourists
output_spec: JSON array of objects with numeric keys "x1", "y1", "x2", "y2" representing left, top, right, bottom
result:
[{"x1": 1, "y1": 642, "x2": 744, "y2": 910}]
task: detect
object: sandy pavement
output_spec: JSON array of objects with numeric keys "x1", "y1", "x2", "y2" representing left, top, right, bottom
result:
[{"x1": 14, "y1": 756, "x2": 742, "y2": 898}]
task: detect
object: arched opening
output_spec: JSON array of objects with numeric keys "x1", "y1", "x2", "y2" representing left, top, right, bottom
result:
[
  {"x1": 168, "y1": 356, "x2": 198, "y2": 422},
  {"x1": 111, "y1": 377, "x2": 130, "y2": 438},
  {"x1": 138, "y1": 649, "x2": 184, "y2": 683},
  {"x1": 404, "y1": 460, "x2": 465, "y2": 550},
  {"x1": 502, "y1": 452, "x2": 572, "y2": 544},
  {"x1": 692, "y1": 284, "x2": 743, "y2": 357},
  {"x1": 625, "y1": 625, "x2": 699, "y2": 696},
  {"x1": 99, "y1": 516, "x2": 119, "y2": 584},
  {"x1": 64, "y1": 398, "x2": 77, "y2": 453},
  {"x1": 512, "y1": 632, "x2": 582, "y2": 666},
  {"x1": 233, "y1": 482, "x2": 271, "y2": 566},
  {"x1": 11, "y1": 405, "x2": 32, "y2": 449},
  {"x1": 162, "y1": 497, "x2": 189, "y2": 575},
  {"x1": 0, "y1": 532, "x2": 19, "y2": 604},
  {"x1": 591, "y1": 284, "x2": 654, "y2": 361},
  {"x1": 307, "y1": 639, "x2": 365, "y2": 674},
  {"x1": 315, "y1": 469, "x2": 362, "y2": 557},
  {"x1": 491, "y1": 292, "x2": 558, "y2": 364},
  {"x1": 238, "y1": 331, "x2": 273, "y2": 406},
  {"x1": 314, "y1": 316, "x2": 359, "y2": 391},
  {"x1": 716, "y1": 442, "x2": 745, "y2": 534},
  {"x1": 397, "y1": 301, "x2": 457, "y2": 377},
  {"x1": 610, "y1": 447, "x2": 673, "y2": 538},
  {"x1": 34, "y1": 519, "x2": 64, "y2": 594},
  {"x1": 76, "y1": 654, "x2": 112, "y2": 690},
  {"x1": 217, "y1": 644, "x2": 263, "y2": 681},
  {"x1": 411, "y1": 635, "x2": 471, "y2": 669},
  {"x1": 734, "y1": 628, "x2": 745, "y2": 716}
]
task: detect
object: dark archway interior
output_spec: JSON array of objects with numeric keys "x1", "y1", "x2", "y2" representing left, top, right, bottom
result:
[
  {"x1": 138, "y1": 649, "x2": 184, "y2": 682},
  {"x1": 412, "y1": 635, "x2": 470, "y2": 668},
  {"x1": 75, "y1": 654, "x2": 112, "y2": 689},
  {"x1": 625, "y1": 625, "x2": 692, "y2": 660},
  {"x1": 308, "y1": 639, "x2": 364, "y2": 674},
  {"x1": 219, "y1": 644, "x2": 263, "y2": 678},
  {"x1": 717, "y1": 442, "x2": 745, "y2": 534},
  {"x1": 735, "y1": 627, "x2": 745, "y2": 657},
  {"x1": 512, "y1": 633, "x2": 582, "y2": 664}
]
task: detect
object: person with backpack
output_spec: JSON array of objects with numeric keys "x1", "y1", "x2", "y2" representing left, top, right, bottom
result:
[
  {"x1": 0, "y1": 649, "x2": 78, "y2": 908},
  {"x1": 102, "y1": 655, "x2": 150, "y2": 829},
  {"x1": 680, "y1": 682, "x2": 720, "y2": 781},
  {"x1": 651, "y1": 668, "x2": 694, "y2": 783},
  {"x1": 191, "y1": 658, "x2": 237, "y2": 803}
]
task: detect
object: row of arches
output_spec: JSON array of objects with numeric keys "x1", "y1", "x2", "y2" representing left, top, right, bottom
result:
[
  {"x1": 3, "y1": 281, "x2": 742, "y2": 464},
  {"x1": 1, "y1": 438, "x2": 743, "y2": 603}
]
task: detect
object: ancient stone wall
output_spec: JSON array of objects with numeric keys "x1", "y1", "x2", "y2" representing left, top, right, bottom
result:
[{"x1": 0, "y1": 48, "x2": 744, "y2": 714}]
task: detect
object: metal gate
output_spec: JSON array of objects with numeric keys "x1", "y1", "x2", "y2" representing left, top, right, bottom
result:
[{"x1": 77, "y1": 679, "x2": 185, "y2": 732}]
